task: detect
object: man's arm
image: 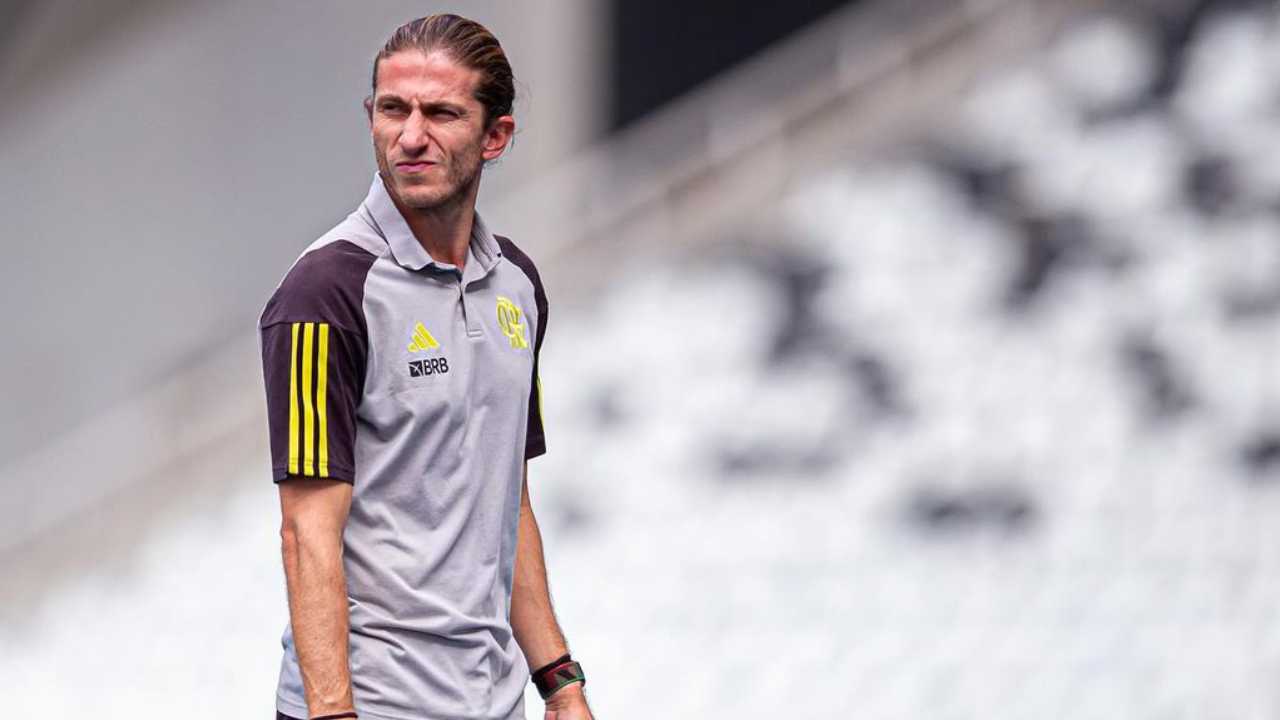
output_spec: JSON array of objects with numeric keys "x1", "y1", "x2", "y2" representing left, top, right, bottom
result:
[
  {"x1": 279, "y1": 477, "x2": 356, "y2": 717},
  {"x1": 510, "y1": 462, "x2": 592, "y2": 715}
]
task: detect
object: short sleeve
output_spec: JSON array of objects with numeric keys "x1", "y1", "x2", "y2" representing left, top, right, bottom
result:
[
  {"x1": 524, "y1": 286, "x2": 548, "y2": 460},
  {"x1": 261, "y1": 321, "x2": 365, "y2": 483},
  {"x1": 257, "y1": 240, "x2": 376, "y2": 483}
]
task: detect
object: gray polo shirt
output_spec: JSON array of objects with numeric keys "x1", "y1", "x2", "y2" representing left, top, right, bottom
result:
[{"x1": 257, "y1": 172, "x2": 548, "y2": 720}]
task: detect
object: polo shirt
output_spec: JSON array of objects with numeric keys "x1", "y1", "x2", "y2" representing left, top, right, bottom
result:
[{"x1": 257, "y1": 171, "x2": 548, "y2": 720}]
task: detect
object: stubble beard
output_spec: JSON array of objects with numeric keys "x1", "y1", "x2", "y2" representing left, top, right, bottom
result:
[{"x1": 385, "y1": 146, "x2": 484, "y2": 214}]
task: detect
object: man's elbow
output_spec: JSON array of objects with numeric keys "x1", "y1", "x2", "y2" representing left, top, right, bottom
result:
[
  {"x1": 280, "y1": 521, "x2": 300, "y2": 555},
  {"x1": 279, "y1": 516, "x2": 346, "y2": 571},
  {"x1": 277, "y1": 477, "x2": 354, "y2": 552}
]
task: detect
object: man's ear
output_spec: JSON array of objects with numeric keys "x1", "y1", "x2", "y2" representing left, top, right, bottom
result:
[
  {"x1": 363, "y1": 95, "x2": 374, "y2": 124},
  {"x1": 482, "y1": 114, "x2": 516, "y2": 162}
]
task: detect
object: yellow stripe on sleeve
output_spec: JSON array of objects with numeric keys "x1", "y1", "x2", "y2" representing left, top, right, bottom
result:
[
  {"x1": 301, "y1": 322, "x2": 315, "y2": 476},
  {"x1": 316, "y1": 323, "x2": 330, "y2": 478},
  {"x1": 288, "y1": 322, "x2": 300, "y2": 475}
]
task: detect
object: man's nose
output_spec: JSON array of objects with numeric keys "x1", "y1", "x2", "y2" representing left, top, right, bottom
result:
[{"x1": 399, "y1": 110, "x2": 429, "y2": 154}]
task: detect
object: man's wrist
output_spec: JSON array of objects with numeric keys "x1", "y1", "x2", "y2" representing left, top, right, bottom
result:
[
  {"x1": 543, "y1": 680, "x2": 586, "y2": 707},
  {"x1": 531, "y1": 652, "x2": 572, "y2": 676},
  {"x1": 532, "y1": 654, "x2": 586, "y2": 700}
]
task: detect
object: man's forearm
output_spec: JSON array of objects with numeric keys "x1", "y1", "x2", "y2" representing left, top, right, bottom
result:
[
  {"x1": 281, "y1": 527, "x2": 355, "y2": 715},
  {"x1": 510, "y1": 497, "x2": 570, "y2": 671}
]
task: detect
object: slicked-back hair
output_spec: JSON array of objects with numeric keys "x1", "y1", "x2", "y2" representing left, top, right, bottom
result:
[{"x1": 370, "y1": 14, "x2": 515, "y2": 128}]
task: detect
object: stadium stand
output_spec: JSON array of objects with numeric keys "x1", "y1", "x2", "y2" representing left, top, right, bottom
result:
[{"x1": 3, "y1": 0, "x2": 1277, "y2": 717}]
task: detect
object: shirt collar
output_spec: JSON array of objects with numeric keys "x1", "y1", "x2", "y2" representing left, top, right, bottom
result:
[{"x1": 360, "y1": 171, "x2": 503, "y2": 278}]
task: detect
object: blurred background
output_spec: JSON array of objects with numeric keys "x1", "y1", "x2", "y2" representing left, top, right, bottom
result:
[{"x1": 2, "y1": 0, "x2": 1279, "y2": 716}]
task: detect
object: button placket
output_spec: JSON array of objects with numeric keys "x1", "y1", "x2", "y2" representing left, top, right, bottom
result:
[{"x1": 460, "y1": 281, "x2": 483, "y2": 337}]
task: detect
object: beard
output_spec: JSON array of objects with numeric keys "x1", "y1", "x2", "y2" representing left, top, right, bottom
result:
[{"x1": 380, "y1": 143, "x2": 484, "y2": 212}]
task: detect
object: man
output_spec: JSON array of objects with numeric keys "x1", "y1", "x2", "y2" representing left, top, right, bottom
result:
[{"x1": 257, "y1": 14, "x2": 593, "y2": 720}]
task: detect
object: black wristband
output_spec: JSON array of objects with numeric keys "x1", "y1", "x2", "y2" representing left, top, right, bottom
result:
[
  {"x1": 531, "y1": 652, "x2": 572, "y2": 677},
  {"x1": 310, "y1": 713, "x2": 358, "y2": 720},
  {"x1": 532, "y1": 655, "x2": 586, "y2": 700}
]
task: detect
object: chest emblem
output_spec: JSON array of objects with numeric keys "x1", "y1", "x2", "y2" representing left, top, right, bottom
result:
[{"x1": 496, "y1": 296, "x2": 530, "y2": 350}]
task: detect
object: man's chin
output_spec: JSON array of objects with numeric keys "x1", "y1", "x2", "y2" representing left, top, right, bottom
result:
[{"x1": 394, "y1": 184, "x2": 450, "y2": 210}]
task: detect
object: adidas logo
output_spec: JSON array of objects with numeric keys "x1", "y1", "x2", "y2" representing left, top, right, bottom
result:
[{"x1": 407, "y1": 322, "x2": 440, "y2": 352}]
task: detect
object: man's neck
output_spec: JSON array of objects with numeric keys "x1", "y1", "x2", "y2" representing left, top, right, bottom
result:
[{"x1": 384, "y1": 177, "x2": 479, "y2": 269}]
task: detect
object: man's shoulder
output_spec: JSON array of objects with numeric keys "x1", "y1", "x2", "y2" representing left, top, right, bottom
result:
[
  {"x1": 309, "y1": 209, "x2": 388, "y2": 260},
  {"x1": 258, "y1": 232, "x2": 382, "y2": 332}
]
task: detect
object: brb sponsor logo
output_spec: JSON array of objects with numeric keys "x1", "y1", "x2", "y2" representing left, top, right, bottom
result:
[{"x1": 408, "y1": 357, "x2": 449, "y2": 377}]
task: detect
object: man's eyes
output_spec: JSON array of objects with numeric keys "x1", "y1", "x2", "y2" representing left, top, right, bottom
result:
[{"x1": 378, "y1": 104, "x2": 460, "y2": 119}]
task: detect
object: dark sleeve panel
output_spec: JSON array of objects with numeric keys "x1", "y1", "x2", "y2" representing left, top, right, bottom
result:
[
  {"x1": 260, "y1": 240, "x2": 377, "y2": 333},
  {"x1": 261, "y1": 321, "x2": 364, "y2": 483},
  {"x1": 496, "y1": 235, "x2": 548, "y2": 460},
  {"x1": 259, "y1": 240, "x2": 377, "y2": 483}
]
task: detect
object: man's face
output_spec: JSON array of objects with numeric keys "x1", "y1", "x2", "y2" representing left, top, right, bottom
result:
[{"x1": 367, "y1": 50, "x2": 513, "y2": 211}]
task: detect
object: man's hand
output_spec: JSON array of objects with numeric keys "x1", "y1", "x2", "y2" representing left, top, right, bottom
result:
[{"x1": 543, "y1": 683, "x2": 593, "y2": 720}]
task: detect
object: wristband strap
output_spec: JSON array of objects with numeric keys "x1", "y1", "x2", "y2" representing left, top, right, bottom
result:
[
  {"x1": 533, "y1": 658, "x2": 586, "y2": 700},
  {"x1": 310, "y1": 713, "x2": 358, "y2": 720},
  {"x1": 531, "y1": 652, "x2": 572, "y2": 677}
]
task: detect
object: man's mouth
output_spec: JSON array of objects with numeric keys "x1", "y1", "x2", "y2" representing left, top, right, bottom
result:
[{"x1": 396, "y1": 161, "x2": 436, "y2": 173}]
